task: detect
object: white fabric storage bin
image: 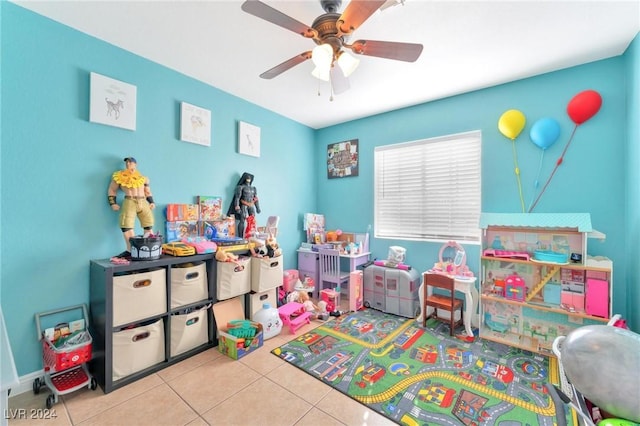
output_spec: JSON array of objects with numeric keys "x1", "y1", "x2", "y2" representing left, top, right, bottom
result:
[
  {"x1": 250, "y1": 255, "x2": 283, "y2": 292},
  {"x1": 170, "y1": 262, "x2": 208, "y2": 309},
  {"x1": 112, "y1": 319, "x2": 165, "y2": 381},
  {"x1": 249, "y1": 289, "x2": 278, "y2": 320},
  {"x1": 113, "y1": 268, "x2": 166, "y2": 327},
  {"x1": 170, "y1": 305, "x2": 210, "y2": 357},
  {"x1": 216, "y1": 256, "x2": 251, "y2": 300}
]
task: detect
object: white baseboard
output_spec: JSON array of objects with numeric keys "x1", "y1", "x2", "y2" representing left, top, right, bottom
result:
[{"x1": 7, "y1": 370, "x2": 44, "y2": 398}]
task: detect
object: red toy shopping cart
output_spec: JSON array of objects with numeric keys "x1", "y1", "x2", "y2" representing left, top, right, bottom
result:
[{"x1": 33, "y1": 304, "x2": 97, "y2": 408}]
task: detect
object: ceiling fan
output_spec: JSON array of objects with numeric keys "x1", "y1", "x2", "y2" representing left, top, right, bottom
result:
[{"x1": 241, "y1": 0, "x2": 423, "y2": 94}]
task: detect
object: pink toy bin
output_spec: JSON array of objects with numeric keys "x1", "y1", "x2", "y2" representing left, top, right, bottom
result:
[{"x1": 283, "y1": 270, "x2": 299, "y2": 293}]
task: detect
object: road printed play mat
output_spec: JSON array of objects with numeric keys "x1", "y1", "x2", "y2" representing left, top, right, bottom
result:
[{"x1": 272, "y1": 309, "x2": 574, "y2": 426}]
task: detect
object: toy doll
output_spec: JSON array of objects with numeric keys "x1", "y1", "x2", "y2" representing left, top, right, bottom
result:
[
  {"x1": 215, "y1": 248, "x2": 243, "y2": 270},
  {"x1": 107, "y1": 157, "x2": 156, "y2": 259},
  {"x1": 297, "y1": 291, "x2": 318, "y2": 314}
]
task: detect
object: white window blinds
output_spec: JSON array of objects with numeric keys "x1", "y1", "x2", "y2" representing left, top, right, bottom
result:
[{"x1": 374, "y1": 130, "x2": 481, "y2": 243}]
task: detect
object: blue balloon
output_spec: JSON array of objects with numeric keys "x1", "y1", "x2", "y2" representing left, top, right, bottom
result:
[{"x1": 529, "y1": 118, "x2": 561, "y2": 150}]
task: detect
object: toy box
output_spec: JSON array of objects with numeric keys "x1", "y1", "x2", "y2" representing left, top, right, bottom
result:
[
  {"x1": 212, "y1": 298, "x2": 263, "y2": 360},
  {"x1": 165, "y1": 204, "x2": 199, "y2": 222},
  {"x1": 165, "y1": 221, "x2": 199, "y2": 242},
  {"x1": 197, "y1": 195, "x2": 223, "y2": 221},
  {"x1": 201, "y1": 217, "x2": 236, "y2": 239}
]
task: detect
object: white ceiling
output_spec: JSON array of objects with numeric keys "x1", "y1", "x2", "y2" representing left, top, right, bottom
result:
[{"x1": 12, "y1": 0, "x2": 640, "y2": 129}]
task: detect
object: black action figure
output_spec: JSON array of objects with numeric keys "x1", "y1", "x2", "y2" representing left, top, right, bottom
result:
[{"x1": 227, "y1": 172, "x2": 260, "y2": 238}]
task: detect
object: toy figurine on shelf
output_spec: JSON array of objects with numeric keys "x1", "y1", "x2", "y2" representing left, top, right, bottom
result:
[
  {"x1": 227, "y1": 172, "x2": 260, "y2": 239},
  {"x1": 244, "y1": 215, "x2": 257, "y2": 239},
  {"x1": 265, "y1": 233, "x2": 282, "y2": 258},
  {"x1": 107, "y1": 157, "x2": 156, "y2": 259}
]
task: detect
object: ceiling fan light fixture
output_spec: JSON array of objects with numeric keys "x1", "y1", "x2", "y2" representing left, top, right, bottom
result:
[
  {"x1": 312, "y1": 66, "x2": 331, "y2": 82},
  {"x1": 312, "y1": 43, "x2": 333, "y2": 68},
  {"x1": 337, "y1": 52, "x2": 360, "y2": 77}
]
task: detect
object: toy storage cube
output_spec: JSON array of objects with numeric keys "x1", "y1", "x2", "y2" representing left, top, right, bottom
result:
[
  {"x1": 251, "y1": 255, "x2": 283, "y2": 292},
  {"x1": 283, "y1": 269, "x2": 299, "y2": 293},
  {"x1": 113, "y1": 268, "x2": 166, "y2": 327},
  {"x1": 170, "y1": 305, "x2": 209, "y2": 357},
  {"x1": 112, "y1": 319, "x2": 165, "y2": 381},
  {"x1": 170, "y1": 262, "x2": 208, "y2": 309},
  {"x1": 249, "y1": 289, "x2": 278, "y2": 320},
  {"x1": 216, "y1": 257, "x2": 251, "y2": 301},
  {"x1": 543, "y1": 283, "x2": 561, "y2": 305}
]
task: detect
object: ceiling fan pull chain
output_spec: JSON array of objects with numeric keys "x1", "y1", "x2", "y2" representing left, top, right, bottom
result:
[{"x1": 329, "y1": 75, "x2": 334, "y2": 102}]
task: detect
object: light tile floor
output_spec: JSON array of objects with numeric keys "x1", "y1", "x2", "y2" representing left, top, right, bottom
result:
[{"x1": 8, "y1": 316, "x2": 397, "y2": 426}]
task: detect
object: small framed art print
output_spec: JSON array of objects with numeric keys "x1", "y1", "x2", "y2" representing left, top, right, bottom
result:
[
  {"x1": 89, "y1": 72, "x2": 137, "y2": 131},
  {"x1": 180, "y1": 102, "x2": 211, "y2": 146},
  {"x1": 238, "y1": 121, "x2": 261, "y2": 157}
]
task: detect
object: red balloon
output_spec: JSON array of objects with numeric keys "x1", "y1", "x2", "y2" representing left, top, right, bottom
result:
[{"x1": 567, "y1": 90, "x2": 602, "y2": 125}]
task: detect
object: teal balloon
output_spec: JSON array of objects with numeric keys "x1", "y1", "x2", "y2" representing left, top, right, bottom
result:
[{"x1": 530, "y1": 118, "x2": 561, "y2": 150}]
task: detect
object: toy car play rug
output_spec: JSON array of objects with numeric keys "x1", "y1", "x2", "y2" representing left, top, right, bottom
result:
[{"x1": 272, "y1": 308, "x2": 575, "y2": 426}]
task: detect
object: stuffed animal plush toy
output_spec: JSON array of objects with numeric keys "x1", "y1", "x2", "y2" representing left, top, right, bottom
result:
[
  {"x1": 265, "y1": 233, "x2": 282, "y2": 258},
  {"x1": 215, "y1": 249, "x2": 240, "y2": 264},
  {"x1": 249, "y1": 237, "x2": 267, "y2": 257}
]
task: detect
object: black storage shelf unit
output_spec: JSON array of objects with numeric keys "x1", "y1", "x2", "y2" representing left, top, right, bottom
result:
[{"x1": 89, "y1": 253, "x2": 217, "y2": 393}]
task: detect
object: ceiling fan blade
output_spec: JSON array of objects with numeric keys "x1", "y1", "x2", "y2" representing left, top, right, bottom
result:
[
  {"x1": 259, "y1": 51, "x2": 312, "y2": 79},
  {"x1": 337, "y1": 0, "x2": 386, "y2": 35},
  {"x1": 349, "y1": 40, "x2": 423, "y2": 62},
  {"x1": 241, "y1": 0, "x2": 316, "y2": 38},
  {"x1": 330, "y1": 66, "x2": 350, "y2": 95}
]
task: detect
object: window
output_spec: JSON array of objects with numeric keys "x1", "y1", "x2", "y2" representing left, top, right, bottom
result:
[{"x1": 374, "y1": 130, "x2": 481, "y2": 243}]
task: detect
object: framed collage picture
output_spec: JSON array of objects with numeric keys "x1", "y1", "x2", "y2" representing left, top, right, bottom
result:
[{"x1": 327, "y1": 139, "x2": 359, "y2": 179}]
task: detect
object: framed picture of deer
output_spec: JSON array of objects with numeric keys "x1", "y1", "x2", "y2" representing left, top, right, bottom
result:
[
  {"x1": 180, "y1": 102, "x2": 211, "y2": 146},
  {"x1": 89, "y1": 72, "x2": 137, "y2": 131}
]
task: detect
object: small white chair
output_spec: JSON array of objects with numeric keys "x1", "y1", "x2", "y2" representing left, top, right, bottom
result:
[{"x1": 318, "y1": 248, "x2": 350, "y2": 296}]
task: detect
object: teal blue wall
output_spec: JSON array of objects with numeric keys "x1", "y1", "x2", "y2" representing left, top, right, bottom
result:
[
  {"x1": 624, "y1": 33, "x2": 640, "y2": 331},
  {"x1": 317, "y1": 58, "x2": 628, "y2": 304},
  {"x1": 1, "y1": 3, "x2": 315, "y2": 375},
  {"x1": 1, "y1": 2, "x2": 637, "y2": 376}
]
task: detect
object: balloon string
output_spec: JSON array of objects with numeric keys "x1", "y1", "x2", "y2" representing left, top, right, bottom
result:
[
  {"x1": 511, "y1": 140, "x2": 525, "y2": 213},
  {"x1": 527, "y1": 150, "x2": 545, "y2": 212},
  {"x1": 528, "y1": 124, "x2": 578, "y2": 213}
]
